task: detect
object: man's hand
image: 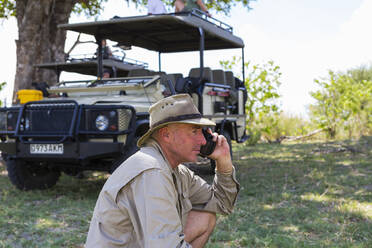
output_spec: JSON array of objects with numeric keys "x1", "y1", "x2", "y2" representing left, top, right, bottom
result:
[{"x1": 207, "y1": 130, "x2": 233, "y2": 174}]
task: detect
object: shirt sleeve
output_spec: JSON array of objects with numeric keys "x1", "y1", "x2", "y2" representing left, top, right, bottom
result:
[
  {"x1": 186, "y1": 166, "x2": 240, "y2": 215},
  {"x1": 117, "y1": 169, "x2": 191, "y2": 248}
]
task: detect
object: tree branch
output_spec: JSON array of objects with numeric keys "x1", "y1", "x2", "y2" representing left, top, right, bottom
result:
[
  {"x1": 65, "y1": 33, "x2": 95, "y2": 57},
  {"x1": 281, "y1": 128, "x2": 325, "y2": 142}
]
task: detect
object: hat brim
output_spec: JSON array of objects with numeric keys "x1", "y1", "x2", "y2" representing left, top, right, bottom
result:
[{"x1": 137, "y1": 117, "x2": 216, "y2": 147}]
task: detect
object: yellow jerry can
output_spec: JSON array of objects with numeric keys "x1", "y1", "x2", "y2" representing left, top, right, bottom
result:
[{"x1": 17, "y1": 89, "x2": 43, "y2": 104}]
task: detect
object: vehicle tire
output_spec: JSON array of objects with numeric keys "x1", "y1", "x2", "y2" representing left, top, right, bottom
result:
[{"x1": 5, "y1": 159, "x2": 61, "y2": 190}]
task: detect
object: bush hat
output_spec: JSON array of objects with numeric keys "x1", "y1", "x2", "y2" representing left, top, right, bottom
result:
[{"x1": 137, "y1": 94, "x2": 215, "y2": 147}]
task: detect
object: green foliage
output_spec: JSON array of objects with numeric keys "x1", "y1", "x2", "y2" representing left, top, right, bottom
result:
[
  {"x1": 0, "y1": 81, "x2": 6, "y2": 106},
  {"x1": 245, "y1": 129, "x2": 261, "y2": 146},
  {"x1": 73, "y1": 0, "x2": 109, "y2": 17},
  {"x1": 0, "y1": 0, "x2": 15, "y2": 18},
  {"x1": 0, "y1": 0, "x2": 108, "y2": 19},
  {"x1": 310, "y1": 66, "x2": 372, "y2": 139},
  {"x1": 207, "y1": 0, "x2": 254, "y2": 15},
  {"x1": 221, "y1": 57, "x2": 282, "y2": 143},
  {"x1": 261, "y1": 112, "x2": 314, "y2": 142}
]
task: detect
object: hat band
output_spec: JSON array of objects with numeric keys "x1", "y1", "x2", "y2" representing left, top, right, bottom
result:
[{"x1": 151, "y1": 113, "x2": 202, "y2": 129}]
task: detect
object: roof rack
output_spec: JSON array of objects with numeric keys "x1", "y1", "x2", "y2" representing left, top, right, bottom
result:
[{"x1": 186, "y1": 9, "x2": 233, "y2": 33}]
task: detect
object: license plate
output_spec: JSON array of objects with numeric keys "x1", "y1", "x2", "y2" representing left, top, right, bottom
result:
[{"x1": 30, "y1": 144, "x2": 64, "y2": 154}]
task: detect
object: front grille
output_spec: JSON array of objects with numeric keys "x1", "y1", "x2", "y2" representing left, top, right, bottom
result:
[
  {"x1": 8, "y1": 101, "x2": 135, "y2": 142},
  {"x1": 23, "y1": 103, "x2": 76, "y2": 134}
]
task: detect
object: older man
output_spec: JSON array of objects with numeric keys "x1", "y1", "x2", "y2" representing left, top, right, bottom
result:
[{"x1": 85, "y1": 94, "x2": 239, "y2": 248}]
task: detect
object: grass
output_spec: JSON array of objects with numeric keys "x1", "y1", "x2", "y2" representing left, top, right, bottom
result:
[{"x1": 0, "y1": 136, "x2": 371, "y2": 247}]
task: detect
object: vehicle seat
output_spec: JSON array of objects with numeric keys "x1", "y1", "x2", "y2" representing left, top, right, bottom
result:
[
  {"x1": 225, "y1": 71, "x2": 235, "y2": 89},
  {"x1": 188, "y1": 67, "x2": 213, "y2": 83},
  {"x1": 212, "y1": 69, "x2": 226, "y2": 85},
  {"x1": 166, "y1": 73, "x2": 183, "y2": 87},
  {"x1": 225, "y1": 71, "x2": 238, "y2": 105}
]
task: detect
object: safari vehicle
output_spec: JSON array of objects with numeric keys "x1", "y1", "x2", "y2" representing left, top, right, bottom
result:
[{"x1": 0, "y1": 11, "x2": 248, "y2": 190}]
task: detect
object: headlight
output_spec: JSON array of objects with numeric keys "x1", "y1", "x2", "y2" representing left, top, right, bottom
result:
[
  {"x1": 95, "y1": 115, "x2": 109, "y2": 131},
  {"x1": 6, "y1": 110, "x2": 19, "y2": 131}
]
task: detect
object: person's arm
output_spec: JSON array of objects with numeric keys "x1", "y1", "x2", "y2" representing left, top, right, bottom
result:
[
  {"x1": 117, "y1": 169, "x2": 191, "y2": 248},
  {"x1": 196, "y1": 0, "x2": 211, "y2": 17},
  {"x1": 180, "y1": 132, "x2": 239, "y2": 215}
]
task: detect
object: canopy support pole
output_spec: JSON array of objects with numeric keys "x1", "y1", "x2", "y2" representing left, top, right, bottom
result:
[
  {"x1": 95, "y1": 36, "x2": 103, "y2": 79},
  {"x1": 199, "y1": 27, "x2": 205, "y2": 81},
  {"x1": 158, "y1": 52, "x2": 161, "y2": 72},
  {"x1": 242, "y1": 47, "x2": 245, "y2": 83}
]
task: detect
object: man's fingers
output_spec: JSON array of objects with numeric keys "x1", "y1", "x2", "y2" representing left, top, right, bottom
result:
[{"x1": 218, "y1": 135, "x2": 225, "y2": 146}]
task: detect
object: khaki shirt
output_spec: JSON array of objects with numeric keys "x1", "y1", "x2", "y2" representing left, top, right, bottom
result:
[{"x1": 85, "y1": 139, "x2": 239, "y2": 248}]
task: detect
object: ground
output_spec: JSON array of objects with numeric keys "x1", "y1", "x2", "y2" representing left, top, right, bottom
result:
[{"x1": 0, "y1": 137, "x2": 371, "y2": 247}]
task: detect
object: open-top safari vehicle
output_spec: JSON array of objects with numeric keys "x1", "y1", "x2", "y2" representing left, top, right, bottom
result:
[{"x1": 0, "y1": 10, "x2": 248, "y2": 190}]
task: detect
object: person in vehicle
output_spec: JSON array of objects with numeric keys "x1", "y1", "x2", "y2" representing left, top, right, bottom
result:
[
  {"x1": 102, "y1": 69, "x2": 111, "y2": 79},
  {"x1": 96, "y1": 39, "x2": 112, "y2": 59},
  {"x1": 85, "y1": 94, "x2": 239, "y2": 248},
  {"x1": 148, "y1": 0, "x2": 167, "y2": 14},
  {"x1": 174, "y1": 0, "x2": 211, "y2": 17}
]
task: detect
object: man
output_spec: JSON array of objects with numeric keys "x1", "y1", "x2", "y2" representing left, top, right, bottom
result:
[{"x1": 85, "y1": 94, "x2": 239, "y2": 247}]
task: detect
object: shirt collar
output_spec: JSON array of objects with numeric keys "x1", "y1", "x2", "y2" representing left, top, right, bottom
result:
[{"x1": 144, "y1": 138, "x2": 176, "y2": 172}]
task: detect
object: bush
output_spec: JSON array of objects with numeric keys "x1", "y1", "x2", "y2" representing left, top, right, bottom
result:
[{"x1": 310, "y1": 66, "x2": 372, "y2": 139}]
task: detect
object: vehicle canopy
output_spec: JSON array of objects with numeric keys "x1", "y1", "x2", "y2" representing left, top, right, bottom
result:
[
  {"x1": 58, "y1": 13, "x2": 245, "y2": 53},
  {"x1": 58, "y1": 12, "x2": 245, "y2": 82}
]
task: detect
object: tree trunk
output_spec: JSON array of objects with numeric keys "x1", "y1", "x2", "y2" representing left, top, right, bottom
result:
[{"x1": 13, "y1": 0, "x2": 75, "y2": 103}]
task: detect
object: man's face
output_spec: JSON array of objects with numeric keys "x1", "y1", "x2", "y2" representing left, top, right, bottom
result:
[{"x1": 167, "y1": 123, "x2": 206, "y2": 164}]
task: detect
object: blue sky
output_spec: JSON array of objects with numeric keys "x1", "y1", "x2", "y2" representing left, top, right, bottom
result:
[{"x1": 1, "y1": 0, "x2": 371, "y2": 116}]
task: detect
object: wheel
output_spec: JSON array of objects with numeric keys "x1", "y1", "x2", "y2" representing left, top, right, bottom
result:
[{"x1": 5, "y1": 159, "x2": 61, "y2": 190}]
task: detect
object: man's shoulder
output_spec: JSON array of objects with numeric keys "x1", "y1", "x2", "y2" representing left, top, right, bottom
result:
[
  {"x1": 102, "y1": 146, "x2": 168, "y2": 201},
  {"x1": 114, "y1": 146, "x2": 164, "y2": 176}
]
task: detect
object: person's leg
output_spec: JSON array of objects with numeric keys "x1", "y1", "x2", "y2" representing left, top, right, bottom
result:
[
  {"x1": 174, "y1": 0, "x2": 185, "y2": 12},
  {"x1": 184, "y1": 210, "x2": 216, "y2": 248}
]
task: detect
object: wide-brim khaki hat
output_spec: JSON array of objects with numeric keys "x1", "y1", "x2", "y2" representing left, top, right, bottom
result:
[{"x1": 137, "y1": 94, "x2": 215, "y2": 147}]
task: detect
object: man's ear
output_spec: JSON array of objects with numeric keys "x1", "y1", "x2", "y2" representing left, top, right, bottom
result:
[{"x1": 158, "y1": 126, "x2": 171, "y2": 142}]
